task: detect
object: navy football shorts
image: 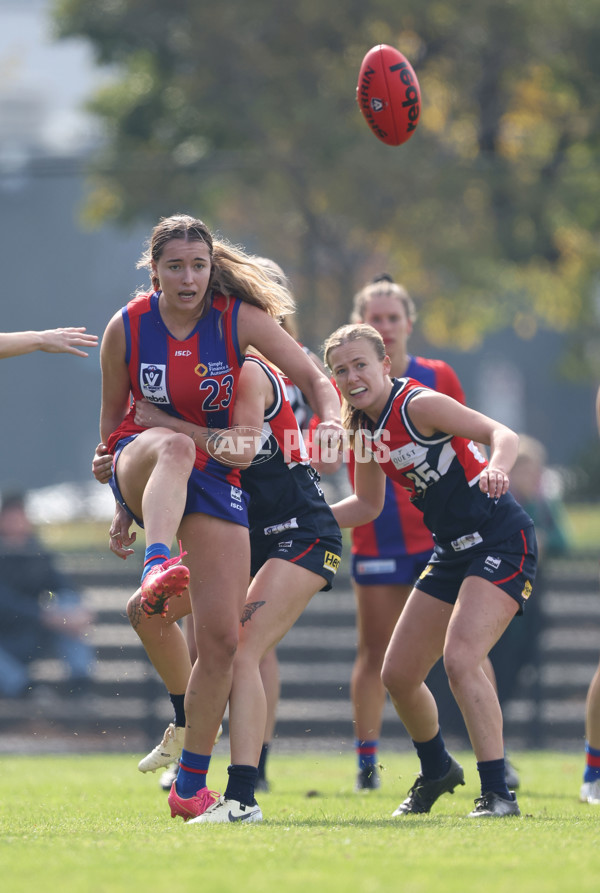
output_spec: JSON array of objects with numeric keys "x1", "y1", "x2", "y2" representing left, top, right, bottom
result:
[
  {"x1": 413, "y1": 525, "x2": 537, "y2": 614},
  {"x1": 250, "y1": 521, "x2": 343, "y2": 592},
  {"x1": 110, "y1": 434, "x2": 249, "y2": 529}
]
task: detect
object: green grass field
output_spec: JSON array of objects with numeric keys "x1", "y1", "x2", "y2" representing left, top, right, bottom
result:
[{"x1": 0, "y1": 750, "x2": 598, "y2": 892}]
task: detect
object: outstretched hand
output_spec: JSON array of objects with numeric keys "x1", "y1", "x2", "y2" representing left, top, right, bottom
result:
[{"x1": 39, "y1": 327, "x2": 99, "y2": 357}]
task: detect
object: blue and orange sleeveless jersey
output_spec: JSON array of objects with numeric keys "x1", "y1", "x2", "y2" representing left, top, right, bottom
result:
[
  {"x1": 106, "y1": 291, "x2": 244, "y2": 486},
  {"x1": 349, "y1": 356, "x2": 465, "y2": 558}
]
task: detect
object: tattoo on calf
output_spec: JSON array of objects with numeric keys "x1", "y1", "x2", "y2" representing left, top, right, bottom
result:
[{"x1": 241, "y1": 601, "x2": 266, "y2": 626}]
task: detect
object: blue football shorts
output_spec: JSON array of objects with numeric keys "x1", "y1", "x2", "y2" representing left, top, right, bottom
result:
[
  {"x1": 109, "y1": 434, "x2": 249, "y2": 529},
  {"x1": 351, "y1": 549, "x2": 433, "y2": 586}
]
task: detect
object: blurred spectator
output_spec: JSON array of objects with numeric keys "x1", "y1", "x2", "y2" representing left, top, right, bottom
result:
[
  {"x1": 0, "y1": 492, "x2": 95, "y2": 698},
  {"x1": 579, "y1": 384, "x2": 600, "y2": 805},
  {"x1": 508, "y1": 435, "x2": 571, "y2": 559},
  {"x1": 490, "y1": 435, "x2": 571, "y2": 705}
]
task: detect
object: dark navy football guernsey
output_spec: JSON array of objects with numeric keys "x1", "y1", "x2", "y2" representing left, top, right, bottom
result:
[
  {"x1": 240, "y1": 355, "x2": 312, "y2": 527},
  {"x1": 349, "y1": 355, "x2": 465, "y2": 558},
  {"x1": 360, "y1": 376, "x2": 532, "y2": 547}
]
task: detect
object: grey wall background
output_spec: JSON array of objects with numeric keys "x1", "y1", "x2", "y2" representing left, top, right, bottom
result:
[{"x1": 0, "y1": 167, "x2": 147, "y2": 492}]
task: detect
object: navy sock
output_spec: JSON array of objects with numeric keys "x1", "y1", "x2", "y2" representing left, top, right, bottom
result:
[
  {"x1": 224, "y1": 764, "x2": 259, "y2": 806},
  {"x1": 258, "y1": 743, "x2": 269, "y2": 781},
  {"x1": 355, "y1": 738, "x2": 378, "y2": 770},
  {"x1": 169, "y1": 693, "x2": 186, "y2": 729},
  {"x1": 477, "y1": 758, "x2": 511, "y2": 799},
  {"x1": 141, "y1": 542, "x2": 170, "y2": 582},
  {"x1": 583, "y1": 742, "x2": 600, "y2": 782},
  {"x1": 413, "y1": 730, "x2": 451, "y2": 780},
  {"x1": 175, "y1": 749, "x2": 211, "y2": 798}
]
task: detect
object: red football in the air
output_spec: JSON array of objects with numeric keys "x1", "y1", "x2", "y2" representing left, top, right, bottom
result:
[{"x1": 356, "y1": 44, "x2": 421, "y2": 146}]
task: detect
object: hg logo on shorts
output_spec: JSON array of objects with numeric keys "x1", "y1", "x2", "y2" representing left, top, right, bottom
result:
[{"x1": 323, "y1": 551, "x2": 340, "y2": 572}]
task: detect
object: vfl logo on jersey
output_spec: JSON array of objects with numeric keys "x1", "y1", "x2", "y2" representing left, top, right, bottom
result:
[
  {"x1": 140, "y1": 364, "x2": 169, "y2": 403},
  {"x1": 484, "y1": 555, "x2": 501, "y2": 571},
  {"x1": 230, "y1": 487, "x2": 243, "y2": 502},
  {"x1": 278, "y1": 540, "x2": 293, "y2": 550},
  {"x1": 323, "y1": 551, "x2": 340, "y2": 572}
]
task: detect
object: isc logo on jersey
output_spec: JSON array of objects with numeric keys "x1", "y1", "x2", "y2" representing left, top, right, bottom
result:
[
  {"x1": 229, "y1": 486, "x2": 244, "y2": 511},
  {"x1": 140, "y1": 364, "x2": 169, "y2": 404}
]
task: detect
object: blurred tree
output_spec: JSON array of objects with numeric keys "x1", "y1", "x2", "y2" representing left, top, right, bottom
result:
[{"x1": 52, "y1": 0, "x2": 600, "y2": 362}]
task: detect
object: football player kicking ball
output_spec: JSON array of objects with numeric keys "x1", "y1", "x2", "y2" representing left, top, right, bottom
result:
[
  {"x1": 325, "y1": 323, "x2": 537, "y2": 818},
  {"x1": 94, "y1": 351, "x2": 342, "y2": 824}
]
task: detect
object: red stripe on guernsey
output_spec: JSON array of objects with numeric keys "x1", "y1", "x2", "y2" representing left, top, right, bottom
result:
[
  {"x1": 245, "y1": 355, "x2": 308, "y2": 466},
  {"x1": 290, "y1": 539, "x2": 320, "y2": 563},
  {"x1": 493, "y1": 528, "x2": 528, "y2": 585},
  {"x1": 587, "y1": 753, "x2": 600, "y2": 768}
]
